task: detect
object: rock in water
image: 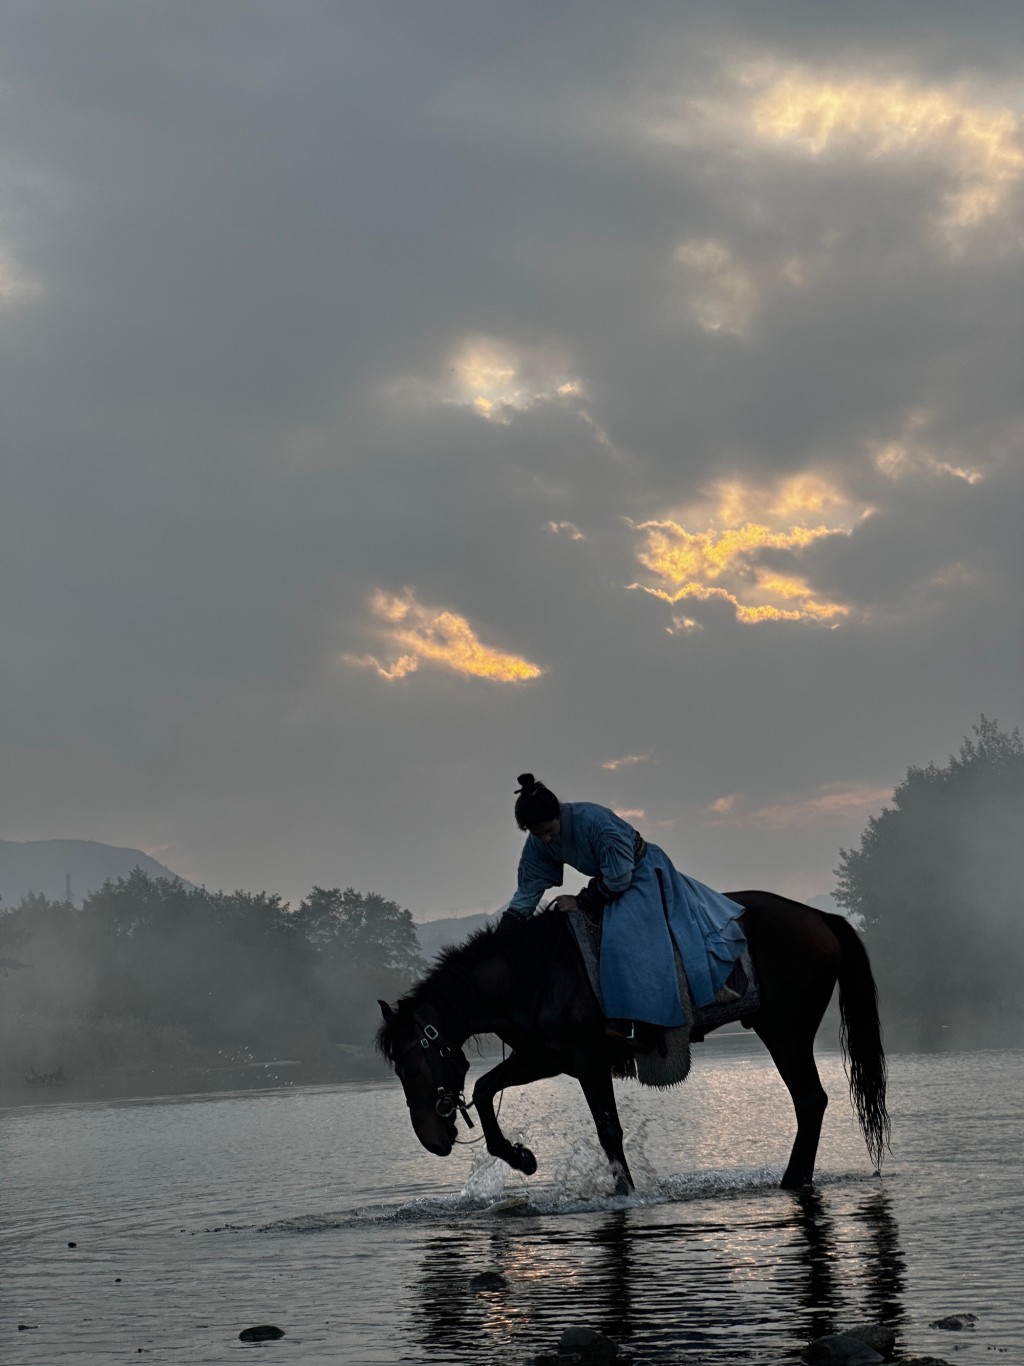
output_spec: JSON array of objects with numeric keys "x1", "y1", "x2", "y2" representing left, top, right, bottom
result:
[
  {"x1": 846, "y1": 1323, "x2": 896, "y2": 1358},
  {"x1": 801, "y1": 1333, "x2": 884, "y2": 1364},
  {"x1": 469, "y1": 1271, "x2": 508, "y2": 1291},
  {"x1": 239, "y1": 1324, "x2": 285, "y2": 1342},
  {"x1": 928, "y1": 1313, "x2": 977, "y2": 1330},
  {"x1": 557, "y1": 1325, "x2": 619, "y2": 1360}
]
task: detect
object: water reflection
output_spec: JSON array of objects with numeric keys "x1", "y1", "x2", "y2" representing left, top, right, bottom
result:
[
  {"x1": 851, "y1": 1187, "x2": 907, "y2": 1330},
  {"x1": 786, "y1": 1184, "x2": 907, "y2": 1347},
  {"x1": 411, "y1": 1187, "x2": 909, "y2": 1363}
]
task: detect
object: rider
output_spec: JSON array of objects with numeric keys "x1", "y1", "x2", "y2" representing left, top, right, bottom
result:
[{"x1": 503, "y1": 774, "x2": 746, "y2": 1044}]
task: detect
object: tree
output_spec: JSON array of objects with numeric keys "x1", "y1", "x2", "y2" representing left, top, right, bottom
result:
[
  {"x1": 836, "y1": 717, "x2": 1024, "y2": 1046},
  {"x1": 294, "y1": 886, "x2": 423, "y2": 978}
]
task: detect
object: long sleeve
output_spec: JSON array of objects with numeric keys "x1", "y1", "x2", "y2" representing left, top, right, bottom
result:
[
  {"x1": 596, "y1": 819, "x2": 638, "y2": 895},
  {"x1": 507, "y1": 835, "x2": 564, "y2": 915}
]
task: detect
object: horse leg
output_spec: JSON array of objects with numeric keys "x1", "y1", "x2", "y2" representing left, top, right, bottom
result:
[
  {"x1": 755, "y1": 1024, "x2": 828, "y2": 1189},
  {"x1": 471, "y1": 1051, "x2": 560, "y2": 1177},
  {"x1": 575, "y1": 1057, "x2": 634, "y2": 1196}
]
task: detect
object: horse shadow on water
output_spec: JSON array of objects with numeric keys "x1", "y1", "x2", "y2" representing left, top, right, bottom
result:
[
  {"x1": 411, "y1": 1187, "x2": 907, "y2": 1363},
  {"x1": 377, "y1": 891, "x2": 891, "y2": 1194}
]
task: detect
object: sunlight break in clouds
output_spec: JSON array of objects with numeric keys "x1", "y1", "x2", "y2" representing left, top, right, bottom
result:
[
  {"x1": 629, "y1": 475, "x2": 868, "y2": 626},
  {"x1": 752, "y1": 71, "x2": 1024, "y2": 245},
  {"x1": 388, "y1": 335, "x2": 586, "y2": 424},
  {"x1": 343, "y1": 589, "x2": 543, "y2": 684},
  {"x1": 602, "y1": 753, "x2": 653, "y2": 771}
]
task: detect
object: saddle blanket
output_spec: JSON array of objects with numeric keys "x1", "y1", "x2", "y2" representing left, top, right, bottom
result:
[{"x1": 567, "y1": 906, "x2": 760, "y2": 1088}]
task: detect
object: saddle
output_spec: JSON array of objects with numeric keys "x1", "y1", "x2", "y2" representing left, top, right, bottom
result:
[{"x1": 567, "y1": 906, "x2": 760, "y2": 1088}]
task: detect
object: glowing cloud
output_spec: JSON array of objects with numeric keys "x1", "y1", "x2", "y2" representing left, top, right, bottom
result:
[
  {"x1": 706, "y1": 784, "x2": 892, "y2": 829},
  {"x1": 388, "y1": 334, "x2": 587, "y2": 424},
  {"x1": 343, "y1": 589, "x2": 543, "y2": 684},
  {"x1": 870, "y1": 411, "x2": 988, "y2": 485},
  {"x1": 629, "y1": 475, "x2": 867, "y2": 626},
  {"x1": 751, "y1": 72, "x2": 1024, "y2": 243},
  {"x1": 749, "y1": 784, "x2": 894, "y2": 830},
  {"x1": 546, "y1": 520, "x2": 585, "y2": 540},
  {"x1": 601, "y1": 753, "x2": 653, "y2": 771}
]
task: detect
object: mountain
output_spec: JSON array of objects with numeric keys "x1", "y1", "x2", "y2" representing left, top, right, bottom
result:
[
  {"x1": 0, "y1": 839, "x2": 190, "y2": 909},
  {"x1": 414, "y1": 911, "x2": 500, "y2": 962}
]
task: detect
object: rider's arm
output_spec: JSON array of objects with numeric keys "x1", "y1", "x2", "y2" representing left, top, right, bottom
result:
[{"x1": 504, "y1": 836, "x2": 563, "y2": 921}]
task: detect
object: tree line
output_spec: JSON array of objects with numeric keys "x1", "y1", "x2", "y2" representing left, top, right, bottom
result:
[
  {"x1": 837, "y1": 716, "x2": 1024, "y2": 1048},
  {"x1": 0, "y1": 875, "x2": 425, "y2": 1087},
  {"x1": 2, "y1": 715, "x2": 1021, "y2": 1089}
]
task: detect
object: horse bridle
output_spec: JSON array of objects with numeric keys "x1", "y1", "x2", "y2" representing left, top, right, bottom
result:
[{"x1": 397, "y1": 1011, "x2": 475, "y2": 1130}]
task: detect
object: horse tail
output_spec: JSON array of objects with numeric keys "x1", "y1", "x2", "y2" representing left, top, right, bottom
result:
[{"x1": 826, "y1": 912, "x2": 891, "y2": 1172}]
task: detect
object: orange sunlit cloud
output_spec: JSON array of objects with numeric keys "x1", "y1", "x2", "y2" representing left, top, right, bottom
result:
[
  {"x1": 751, "y1": 71, "x2": 1024, "y2": 244},
  {"x1": 706, "y1": 784, "x2": 892, "y2": 829},
  {"x1": 602, "y1": 753, "x2": 653, "y2": 771},
  {"x1": 343, "y1": 589, "x2": 543, "y2": 684},
  {"x1": 629, "y1": 474, "x2": 868, "y2": 626}
]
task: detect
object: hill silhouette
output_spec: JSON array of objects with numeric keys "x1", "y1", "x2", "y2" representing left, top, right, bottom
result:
[{"x1": 0, "y1": 839, "x2": 191, "y2": 908}]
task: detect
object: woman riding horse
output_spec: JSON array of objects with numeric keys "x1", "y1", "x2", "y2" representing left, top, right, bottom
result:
[{"x1": 505, "y1": 774, "x2": 747, "y2": 1044}]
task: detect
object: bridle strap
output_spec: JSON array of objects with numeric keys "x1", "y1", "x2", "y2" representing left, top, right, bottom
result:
[{"x1": 398, "y1": 1011, "x2": 475, "y2": 1129}]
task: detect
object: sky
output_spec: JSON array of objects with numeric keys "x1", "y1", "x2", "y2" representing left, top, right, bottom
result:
[{"x1": 3, "y1": 2, "x2": 1022, "y2": 920}]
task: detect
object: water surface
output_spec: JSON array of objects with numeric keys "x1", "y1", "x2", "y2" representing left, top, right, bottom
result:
[{"x1": 2, "y1": 1040, "x2": 1021, "y2": 1363}]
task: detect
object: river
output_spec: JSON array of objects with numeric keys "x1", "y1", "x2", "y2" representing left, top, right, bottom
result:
[{"x1": 2, "y1": 1038, "x2": 1021, "y2": 1363}]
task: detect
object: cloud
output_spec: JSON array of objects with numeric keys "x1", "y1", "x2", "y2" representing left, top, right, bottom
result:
[
  {"x1": 546, "y1": 520, "x2": 585, "y2": 540},
  {"x1": 388, "y1": 334, "x2": 586, "y2": 424},
  {"x1": 749, "y1": 784, "x2": 894, "y2": 830},
  {"x1": 601, "y1": 753, "x2": 653, "y2": 771},
  {"x1": 673, "y1": 238, "x2": 808, "y2": 335},
  {"x1": 627, "y1": 475, "x2": 868, "y2": 626},
  {"x1": 707, "y1": 784, "x2": 893, "y2": 830},
  {"x1": 870, "y1": 409, "x2": 989, "y2": 485},
  {"x1": 342, "y1": 589, "x2": 543, "y2": 684},
  {"x1": 750, "y1": 69, "x2": 1024, "y2": 247}
]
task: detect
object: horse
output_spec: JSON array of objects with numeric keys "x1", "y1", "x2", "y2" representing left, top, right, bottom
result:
[{"x1": 376, "y1": 891, "x2": 890, "y2": 1194}]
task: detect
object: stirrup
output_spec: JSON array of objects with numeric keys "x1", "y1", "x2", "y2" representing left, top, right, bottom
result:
[{"x1": 604, "y1": 1018, "x2": 637, "y2": 1044}]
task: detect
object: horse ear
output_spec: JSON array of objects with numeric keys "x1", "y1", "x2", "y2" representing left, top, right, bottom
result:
[{"x1": 378, "y1": 999, "x2": 395, "y2": 1021}]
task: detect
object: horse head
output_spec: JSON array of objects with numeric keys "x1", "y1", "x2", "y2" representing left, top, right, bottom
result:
[{"x1": 377, "y1": 999, "x2": 470, "y2": 1157}]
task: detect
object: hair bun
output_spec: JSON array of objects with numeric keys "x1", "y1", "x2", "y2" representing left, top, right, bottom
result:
[{"x1": 515, "y1": 773, "x2": 538, "y2": 793}]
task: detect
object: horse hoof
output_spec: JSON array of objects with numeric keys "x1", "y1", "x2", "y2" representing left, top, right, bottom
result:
[{"x1": 508, "y1": 1143, "x2": 537, "y2": 1176}]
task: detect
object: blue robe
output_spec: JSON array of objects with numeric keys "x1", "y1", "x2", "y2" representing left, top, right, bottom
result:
[{"x1": 507, "y1": 802, "x2": 746, "y2": 1026}]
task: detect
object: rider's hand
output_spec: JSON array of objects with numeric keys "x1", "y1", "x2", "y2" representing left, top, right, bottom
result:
[{"x1": 550, "y1": 894, "x2": 577, "y2": 913}]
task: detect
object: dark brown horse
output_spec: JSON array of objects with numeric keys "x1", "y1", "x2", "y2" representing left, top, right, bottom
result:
[{"x1": 377, "y1": 891, "x2": 890, "y2": 1193}]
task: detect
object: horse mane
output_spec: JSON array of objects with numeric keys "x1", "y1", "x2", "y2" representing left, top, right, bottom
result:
[{"x1": 375, "y1": 915, "x2": 566, "y2": 1062}]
